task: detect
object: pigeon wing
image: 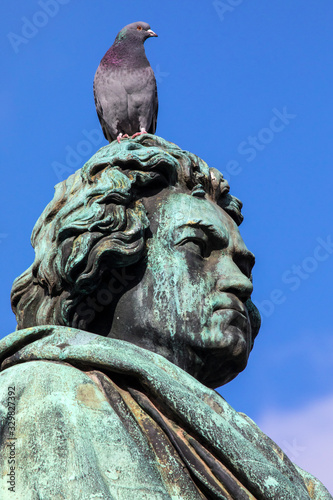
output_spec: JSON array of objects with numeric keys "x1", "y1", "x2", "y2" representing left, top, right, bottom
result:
[
  {"x1": 93, "y1": 68, "x2": 129, "y2": 142},
  {"x1": 148, "y1": 77, "x2": 158, "y2": 134},
  {"x1": 124, "y1": 67, "x2": 158, "y2": 134},
  {"x1": 93, "y1": 86, "x2": 112, "y2": 142}
]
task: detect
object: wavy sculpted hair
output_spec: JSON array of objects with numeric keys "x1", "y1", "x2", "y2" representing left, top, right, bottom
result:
[{"x1": 11, "y1": 135, "x2": 244, "y2": 332}]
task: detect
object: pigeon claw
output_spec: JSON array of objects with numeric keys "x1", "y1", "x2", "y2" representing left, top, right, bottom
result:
[
  {"x1": 131, "y1": 129, "x2": 148, "y2": 139},
  {"x1": 117, "y1": 134, "x2": 130, "y2": 143}
]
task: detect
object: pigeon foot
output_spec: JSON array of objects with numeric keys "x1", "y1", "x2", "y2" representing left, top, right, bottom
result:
[
  {"x1": 131, "y1": 129, "x2": 148, "y2": 139},
  {"x1": 117, "y1": 134, "x2": 130, "y2": 144}
]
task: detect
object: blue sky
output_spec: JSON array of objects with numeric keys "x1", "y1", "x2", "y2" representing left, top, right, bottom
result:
[{"x1": 1, "y1": 0, "x2": 332, "y2": 491}]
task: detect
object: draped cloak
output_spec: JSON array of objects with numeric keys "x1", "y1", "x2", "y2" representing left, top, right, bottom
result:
[{"x1": 0, "y1": 326, "x2": 331, "y2": 500}]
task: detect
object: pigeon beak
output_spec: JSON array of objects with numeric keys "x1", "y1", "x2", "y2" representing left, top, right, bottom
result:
[{"x1": 147, "y1": 29, "x2": 158, "y2": 37}]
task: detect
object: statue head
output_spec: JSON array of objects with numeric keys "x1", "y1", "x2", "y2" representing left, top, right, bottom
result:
[{"x1": 11, "y1": 135, "x2": 260, "y2": 388}]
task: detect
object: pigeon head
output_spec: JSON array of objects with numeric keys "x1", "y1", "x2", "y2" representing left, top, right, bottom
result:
[{"x1": 115, "y1": 22, "x2": 158, "y2": 44}]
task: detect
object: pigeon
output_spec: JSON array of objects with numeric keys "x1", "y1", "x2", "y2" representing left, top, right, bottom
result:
[{"x1": 93, "y1": 21, "x2": 158, "y2": 143}]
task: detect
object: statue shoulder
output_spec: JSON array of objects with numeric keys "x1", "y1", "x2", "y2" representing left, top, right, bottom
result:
[
  {"x1": 294, "y1": 465, "x2": 333, "y2": 500},
  {"x1": 0, "y1": 356, "x2": 178, "y2": 498},
  {"x1": 238, "y1": 411, "x2": 332, "y2": 499}
]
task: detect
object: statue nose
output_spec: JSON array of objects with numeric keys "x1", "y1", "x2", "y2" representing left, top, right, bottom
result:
[{"x1": 216, "y1": 260, "x2": 253, "y2": 302}]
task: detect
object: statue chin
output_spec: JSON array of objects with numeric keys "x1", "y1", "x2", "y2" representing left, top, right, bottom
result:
[
  {"x1": 190, "y1": 338, "x2": 251, "y2": 389},
  {"x1": 183, "y1": 307, "x2": 253, "y2": 388},
  {"x1": 194, "y1": 346, "x2": 250, "y2": 389}
]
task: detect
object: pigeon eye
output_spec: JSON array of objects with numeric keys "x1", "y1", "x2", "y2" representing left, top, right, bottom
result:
[{"x1": 137, "y1": 26, "x2": 143, "y2": 31}]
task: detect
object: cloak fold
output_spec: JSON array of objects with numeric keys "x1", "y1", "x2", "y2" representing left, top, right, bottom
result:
[{"x1": 0, "y1": 326, "x2": 331, "y2": 499}]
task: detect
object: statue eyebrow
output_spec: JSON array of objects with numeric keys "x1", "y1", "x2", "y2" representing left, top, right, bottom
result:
[{"x1": 178, "y1": 221, "x2": 227, "y2": 244}]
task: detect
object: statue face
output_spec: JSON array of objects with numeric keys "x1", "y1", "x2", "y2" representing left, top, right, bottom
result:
[{"x1": 109, "y1": 188, "x2": 256, "y2": 388}]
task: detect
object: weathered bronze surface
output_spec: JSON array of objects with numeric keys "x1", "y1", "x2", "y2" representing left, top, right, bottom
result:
[{"x1": 0, "y1": 135, "x2": 331, "y2": 499}]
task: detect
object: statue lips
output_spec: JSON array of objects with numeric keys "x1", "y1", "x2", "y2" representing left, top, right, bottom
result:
[
  {"x1": 211, "y1": 294, "x2": 252, "y2": 350},
  {"x1": 213, "y1": 292, "x2": 246, "y2": 316},
  {"x1": 211, "y1": 293, "x2": 249, "y2": 320}
]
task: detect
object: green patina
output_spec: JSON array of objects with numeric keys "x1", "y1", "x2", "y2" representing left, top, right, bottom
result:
[{"x1": 1, "y1": 135, "x2": 331, "y2": 499}]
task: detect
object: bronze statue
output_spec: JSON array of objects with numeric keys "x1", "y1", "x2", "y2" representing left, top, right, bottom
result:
[{"x1": 0, "y1": 135, "x2": 331, "y2": 499}]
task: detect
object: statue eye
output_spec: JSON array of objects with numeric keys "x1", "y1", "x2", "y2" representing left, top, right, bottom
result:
[
  {"x1": 178, "y1": 238, "x2": 207, "y2": 257},
  {"x1": 137, "y1": 26, "x2": 143, "y2": 31}
]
